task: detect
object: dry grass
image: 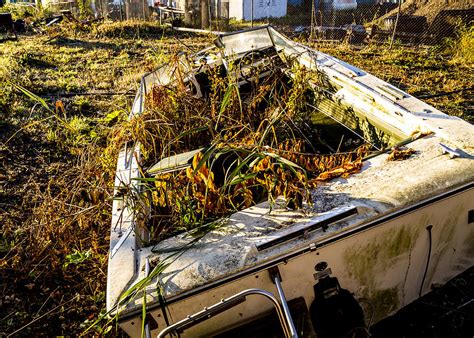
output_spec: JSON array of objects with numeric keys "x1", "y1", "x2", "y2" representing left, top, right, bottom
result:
[
  {"x1": 450, "y1": 24, "x2": 474, "y2": 66},
  {"x1": 0, "y1": 19, "x2": 472, "y2": 336},
  {"x1": 0, "y1": 21, "x2": 211, "y2": 336},
  {"x1": 125, "y1": 63, "x2": 370, "y2": 239}
]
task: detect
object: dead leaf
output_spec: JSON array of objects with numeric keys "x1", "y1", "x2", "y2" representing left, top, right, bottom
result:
[
  {"x1": 387, "y1": 147, "x2": 416, "y2": 161},
  {"x1": 25, "y1": 283, "x2": 35, "y2": 290}
]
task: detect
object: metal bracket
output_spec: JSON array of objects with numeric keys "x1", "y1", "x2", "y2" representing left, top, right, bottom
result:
[
  {"x1": 439, "y1": 143, "x2": 460, "y2": 159},
  {"x1": 314, "y1": 268, "x2": 332, "y2": 281},
  {"x1": 269, "y1": 266, "x2": 282, "y2": 284}
]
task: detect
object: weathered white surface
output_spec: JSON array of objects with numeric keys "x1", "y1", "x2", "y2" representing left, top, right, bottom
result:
[
  {"x1": 107, "y1": 28, "x2": 474, "y2": 321},
  {"x1": 241, "y1": 0, "x2": 287, "y2": 21},
  {"x1": 107, "y1": 144, "x2": 141, "y2": 311}
]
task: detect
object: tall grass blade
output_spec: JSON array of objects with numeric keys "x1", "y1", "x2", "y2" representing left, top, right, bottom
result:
[{"x1": 12, "y1": 83, "x2": 52, "y2": 112}]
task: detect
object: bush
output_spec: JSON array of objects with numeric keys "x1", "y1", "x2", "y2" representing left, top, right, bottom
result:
[
  {"x1": 451, "y1": 24, "x2": 473, "y2": 66},
  {"x1": 92, "y1": 20, "x2": 165, "y2": 39}
]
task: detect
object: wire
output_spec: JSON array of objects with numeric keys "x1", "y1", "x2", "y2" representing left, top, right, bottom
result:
[
  {"x1": 418, "y1": 87, "x2": 474, "y2": 99},
  {"x1": 40, "y1": 91, "x2": 136, "y2": 98},
  {"x1": 419, "y1": 224, "x2": 433, "y2": 298}
]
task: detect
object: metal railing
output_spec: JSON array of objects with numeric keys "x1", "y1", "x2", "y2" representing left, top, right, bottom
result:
[{"x1": 156, "y1": 288, "x2": 297, "y2": 338}]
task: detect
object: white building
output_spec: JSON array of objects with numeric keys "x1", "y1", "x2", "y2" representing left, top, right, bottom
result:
[
  {"x1": 232, "y1": 0, "x2": 287, "y2": 21},
  {"x1": 176, "y1": 0, "x2": 288, "y2": 21}
]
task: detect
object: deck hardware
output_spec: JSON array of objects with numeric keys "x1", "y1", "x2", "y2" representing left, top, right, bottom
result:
[
  {"x1": 309, "y1": 243, "x2": 316, "y2": 251},
  {"x1": 315, "y1": 261, "x2": 327, "y2": 271},
  {"x1": 439, "y1": 143, "x2": 460, "y2": 159},
  {"x1": 468, "y1": 210, "x2": 474, "y2": 224},
  {"x1": 256, "y1": 206, "x2": 358, "y2": 251},
  {"x1": 314, "y1": 268, "x2": 332, "y2": 281},
  {"x1": 156, "y1": 289, "x2": 294, "y2": 338},
  {"x1": 314, "y1": 262, "x2": 332, "y2": 280},
  {"x1": 269, "y1": 267, "x2": 299, "y2": 338}
]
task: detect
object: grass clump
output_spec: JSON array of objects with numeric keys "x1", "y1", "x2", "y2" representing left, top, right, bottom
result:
[
  {"x1": 1, "y1": 21, "x2": 206, "y2": 336},
  {"x1": 0, "y1": 3, "x2": 51, "y2": 22},
  {"x1": 92, "y1": 20, "x2": 166, "y2": 39}
]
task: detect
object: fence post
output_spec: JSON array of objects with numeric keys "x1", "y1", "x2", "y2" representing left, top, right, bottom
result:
[
  {"x1": 223, "y1": 0, "x2": 229, "y2": 26},
  {"x1": 251, "y1": 0, "x2": 254, "y2": 27},
  {"x1": 389, "y1": 0, "x2": 402, "y2": 49},
  {"x1": 201, "y1": 0, "x2": 210, "y2": 29},
  {"x1": 184, "y1": 0, "x2": 193, "y2": 26}
]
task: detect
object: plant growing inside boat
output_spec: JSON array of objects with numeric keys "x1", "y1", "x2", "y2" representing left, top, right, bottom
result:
[{"x1": 114, "y1": 51, "x2": 372, "y2": 243}]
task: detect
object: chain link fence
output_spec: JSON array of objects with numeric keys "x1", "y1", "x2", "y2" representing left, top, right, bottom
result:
[
  {"x1": 286, "y1": 1, "x2": 473, "y2": 46},
  {"x1": 102, "y1": 0, "x2": 472, "y2": 46},
  {"x1": 2, "y1": 0, "x2": 471, "y2": 46}
]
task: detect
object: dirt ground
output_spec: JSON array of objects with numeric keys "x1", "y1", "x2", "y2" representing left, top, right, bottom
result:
[{"x1": 0, "y1": 21, "x2": 472, "y2": 335}]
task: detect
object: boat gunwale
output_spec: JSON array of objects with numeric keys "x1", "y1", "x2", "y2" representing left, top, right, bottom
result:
[{"x1": 114, "y1": 181, "x2": 473, "y2": 322}]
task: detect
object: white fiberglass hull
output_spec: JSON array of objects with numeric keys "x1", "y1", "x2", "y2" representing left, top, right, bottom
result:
[{"x1": 107, "y1": 26, "x2": 474, "y2": 337}]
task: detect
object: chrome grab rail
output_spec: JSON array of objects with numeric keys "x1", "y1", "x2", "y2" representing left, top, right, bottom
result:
[
  {"x1": 156, "y1": 288, "x2": 293, "y2": 338},
  {"x1": 272, "y1": 272, "x2": 298, "y2": 338}
]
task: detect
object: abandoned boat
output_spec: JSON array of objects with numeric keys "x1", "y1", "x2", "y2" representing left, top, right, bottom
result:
[{"x1": 107, "y1": 26, "x2": 474, "y2": 337}]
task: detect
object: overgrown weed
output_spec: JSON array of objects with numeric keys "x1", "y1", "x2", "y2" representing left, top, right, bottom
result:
[
  {"x1": 449, "y1": 24, "x2": 473, "y2": 66},
  {"x1": 112, "y1": 52, "x2": 371, "y2": 241}
]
